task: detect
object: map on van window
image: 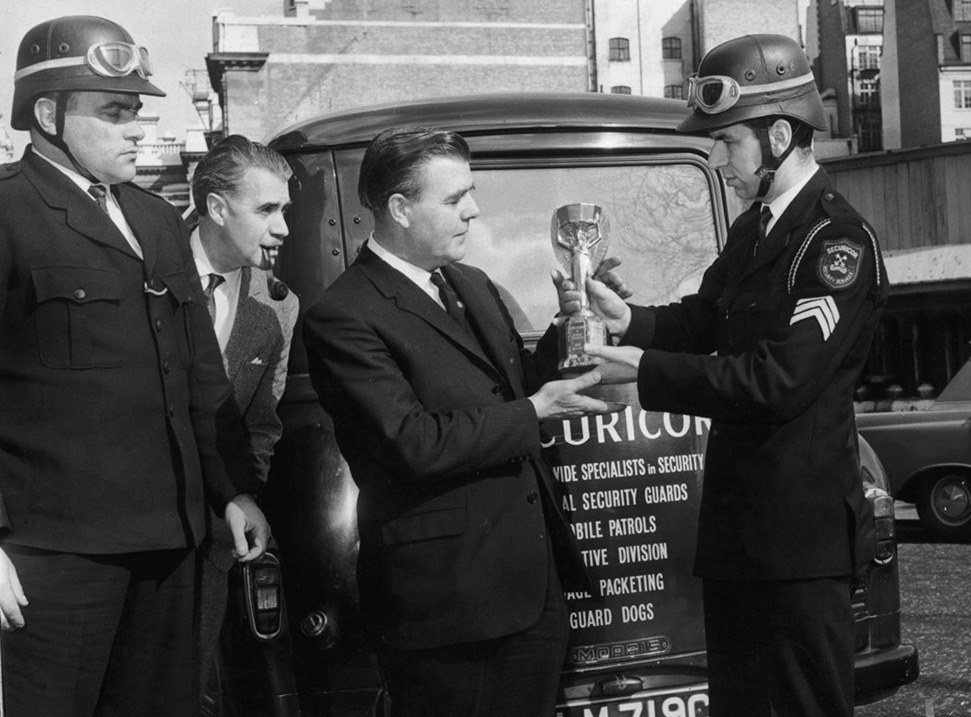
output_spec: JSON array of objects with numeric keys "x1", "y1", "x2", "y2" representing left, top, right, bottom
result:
[{"x1": 462, "y1": 161, "x2": 720, "y2": 335}]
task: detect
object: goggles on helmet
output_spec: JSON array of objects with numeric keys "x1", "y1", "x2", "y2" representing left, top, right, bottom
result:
[
  {"x1": 685, "y1": 71, "x2": 816, "y2": 115},
  {"x1": 14, "y1": 41, "x2": 154, "y2": 82}
]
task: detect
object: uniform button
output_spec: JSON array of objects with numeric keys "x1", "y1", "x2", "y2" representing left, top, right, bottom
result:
[
  {"x1": 73, "y1": 289, "x2": 86, "y2": 300},
  {"x1": 824, "y1": 192, "x2": 835, "y2": 201},
  {"x1": 155, "y1": 319, "x2": 163, "y2": 333},
  {"x1": 527, "y1": 492, "x2": 538, "y2": 504},
  {"x1": 162, "y1": 360, "x2": 171, "y2": 374},
  {"x1": 167, "y1": 404, "x2": 175, "y2": 417}
]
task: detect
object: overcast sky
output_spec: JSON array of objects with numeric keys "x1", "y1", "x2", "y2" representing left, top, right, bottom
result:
[{"x1": 1, "y1": 0, "x2": 279, "y2": 157}]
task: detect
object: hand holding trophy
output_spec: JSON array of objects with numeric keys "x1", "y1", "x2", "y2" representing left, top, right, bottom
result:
[{"x1": 551, "y1": 203, "x2": 610, "y2": 376}]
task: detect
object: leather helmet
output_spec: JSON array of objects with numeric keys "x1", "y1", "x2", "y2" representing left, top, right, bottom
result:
[
  {"x1": 677, "y1": 34, "x2": 826, "y2": 134},
  {"x1": 11, "y1": 15, "x2": 165, "y2": 131}
]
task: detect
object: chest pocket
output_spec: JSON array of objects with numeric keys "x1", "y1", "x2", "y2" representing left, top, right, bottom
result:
[
  {"x1": 157, "y1": 271, "x2": 197, "y2": 368},
  {"x1": 719, "y1": 282, "x2": 789, "y2": 354},
  {"x1": 31, "y1": 265, "x2": 130, "y2": 369}
]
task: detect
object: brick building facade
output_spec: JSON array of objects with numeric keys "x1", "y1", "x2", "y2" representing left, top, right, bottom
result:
[{"x1": 207, "y1": 0, "x2": 590, "y2": 141}]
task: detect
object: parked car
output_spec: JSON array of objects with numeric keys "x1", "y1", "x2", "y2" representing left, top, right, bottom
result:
[
  {"x1": 857, "y1": 360, "x2": 971, "y2": 541},
  {"x1": 210, "y1": 93, "x2": 919, "y2": 716}
]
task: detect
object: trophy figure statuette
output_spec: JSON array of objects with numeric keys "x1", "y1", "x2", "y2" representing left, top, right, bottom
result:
[{"x1": 551, "y1": 203, "x2": 610, "y2": 375}]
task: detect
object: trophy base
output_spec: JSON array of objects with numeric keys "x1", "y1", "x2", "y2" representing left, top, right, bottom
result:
[{"x1": 557, "y1": 311, "x2": 607, "y2": 377}]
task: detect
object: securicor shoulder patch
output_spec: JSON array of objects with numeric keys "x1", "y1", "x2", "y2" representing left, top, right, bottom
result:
[
  {"x1": 790, "y1": 296, "x2": 840, "y2": 341},
  {"x1": 817, "y1": 239, "x2": 862, "y2": 289}
]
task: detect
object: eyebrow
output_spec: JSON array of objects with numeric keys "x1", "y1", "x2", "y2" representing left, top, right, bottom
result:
[
  {"x1": 102, "y1": 100, "x2": 143, "y2": 112},
  {"x1": 444, "y1": 183, "x2": 474, "y2": 202}
]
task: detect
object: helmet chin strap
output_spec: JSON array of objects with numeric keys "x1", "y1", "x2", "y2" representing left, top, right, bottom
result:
[
  {"x1": 31, "y1": 92, "x2": 100, "y2": 183},
  {"x1": 753, "y1": 118, "x2": 797, "y2": 199}
]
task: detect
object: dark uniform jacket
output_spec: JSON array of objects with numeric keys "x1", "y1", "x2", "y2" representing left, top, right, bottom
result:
[
  {"x1": 303, "y1": 245, "x2": 585, "y2": 650},
  {"x1": 623, "y1": 168, "x2": 887, "y2": 581},
  {"x1": 0, "y1": 149, "x2": 256, "y2": 554}
]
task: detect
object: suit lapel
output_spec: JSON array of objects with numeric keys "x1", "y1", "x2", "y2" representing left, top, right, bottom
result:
[
  {"x1": 115, "y1": 183, "x2": 158, "y2": 275},
  {"x1": 356, "y1": 248, "x2": 504, "y2": 381},
  {"x1": 224, "y1": 267, "x2": 267, "y2": 381},
  {"x1": 21, "y1": 150, "x2": 141, "y2": 262},
  {"x1": 443, "y1": 263, "x2": 520, "y2": 389}
]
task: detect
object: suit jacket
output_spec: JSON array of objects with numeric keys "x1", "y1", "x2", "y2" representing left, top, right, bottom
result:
[
  {"x1": 0, "y1": 148, "x2": 257, "y2": 554},
  {"x1": 624, "y1": 168, "x2": 887, "y2": 581},
  {"x1": 303, "y1": 245, "x2": 583, "y2": 651},
  {"x1": 205, "y1": 265, "x2": 298, "y2": 571}
]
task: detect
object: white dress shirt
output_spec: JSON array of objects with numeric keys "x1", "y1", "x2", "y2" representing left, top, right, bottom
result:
[
  {"x1": 33, "y1": 147, "x2": 143, "y2": 258},
  {"x1": 190, "y1": 227, "x2": 241, "y2": 353},
  {"x1": 368, "y1": 234, "x2": 447, "y2": 310}
]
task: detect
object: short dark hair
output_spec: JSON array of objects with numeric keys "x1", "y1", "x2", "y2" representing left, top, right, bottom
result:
[
  {"x1": 192, "y1": 134, "x2": 292, "y2": 216},
  {"x1": 358, "y1": 127, "x2": 471, "y2": 218}
]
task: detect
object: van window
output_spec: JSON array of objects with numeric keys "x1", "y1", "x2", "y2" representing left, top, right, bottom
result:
[{"x1": 461, "y1": 160, "x2": 721, "y2": 335}]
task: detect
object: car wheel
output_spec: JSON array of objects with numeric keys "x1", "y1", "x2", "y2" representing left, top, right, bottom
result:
[{"x1": 916, "y1": 471, "x2": 971, "y2": 541}]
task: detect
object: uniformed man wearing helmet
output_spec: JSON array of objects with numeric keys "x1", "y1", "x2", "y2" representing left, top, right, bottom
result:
[
  {"x1": 574, "y1": 34, "x2": 889, "y2": 716},
  {"x1": 0, "y1": 16, "x2": 269, "y2": 716}
]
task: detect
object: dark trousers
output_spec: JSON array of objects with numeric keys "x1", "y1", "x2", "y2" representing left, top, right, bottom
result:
[
  {"x1": 377, "y1": 557, "x2": 570, "y2": 717},
  {"x1": 703, "y1": 576, "x2": 855, "y2": 717},
  {"x1": 1, "y1": 545, "x2": 198, "y2": 717}
]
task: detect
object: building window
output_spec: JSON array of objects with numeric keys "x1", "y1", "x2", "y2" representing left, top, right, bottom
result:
[
  {"x1": 963, "y1": 35, "x2": 971, "y2": 64},
  {"x1": 609, "y1": 38, "x2": 631, "y2": 62},
  {"x1": 956, "y1": 0, "x2": 971, "y2": 22},
  {"x1": 856, "y1": 45, "x2": 880, "y2": 70},
  {"x1": 611, "y1": 85, "x2": 632, "y2": 95},
  {"x1": 857, "y1": 77, "x2": 879, "y2": 108},
  {"x1": 662, "y1": 37, "x2": 682, "y2": 60},
  {"x1": 664, "y1": 84, "x2": 684, "y2": 99},
  {"x1": 857, "y1": 115, "x2": 882, "y2": 152},
  {"x1": 855, "y1": 7, "x2": 884, "y2": 34},
  {"x1": 954, "y1": 80, "x2": 971, "y2": 108},
  {"x1": 957, "y1": 128, "x2": 971, "y2": 140}
]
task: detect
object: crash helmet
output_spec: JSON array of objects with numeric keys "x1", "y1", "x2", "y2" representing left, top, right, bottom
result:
[
  {"x1": 11, "y1": 15, "x2": 165, "y2": 131},
  {"x1": 678, "y1": 34, "x2": 826, "y2": 134},
  {"x1": 679, "y1": 34, "x2": 825, "y2": 198}
]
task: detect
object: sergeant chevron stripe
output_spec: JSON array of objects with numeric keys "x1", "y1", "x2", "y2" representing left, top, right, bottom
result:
[{"x1": 790, "y1": 296, "x2": 840, "y2": 340}]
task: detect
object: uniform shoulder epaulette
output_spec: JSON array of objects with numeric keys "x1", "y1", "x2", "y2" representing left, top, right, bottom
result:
[
  {"x1": 0, "y1": 162, "x2": 21, "y2": 180},
  {"x1": 819, "y1": 188, "x2": 865, "y2": 226},
  {"x1": 787, "y1": 190, "x2": 882, "y2": 292}
]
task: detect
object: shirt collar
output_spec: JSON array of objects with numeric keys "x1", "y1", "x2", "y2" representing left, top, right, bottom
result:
[
  {"x1": 369, "y1": 233, "x2": 439, "y2": 288},
  {"x1": 764, "y1": 164, "x2": 818, "y2": 228},
  {"x1": 191, "y1": 225, "x2": 242, "y2": 292},
  {"x1": 32, "y1": 146, "x2": 117, "y2": 207}
]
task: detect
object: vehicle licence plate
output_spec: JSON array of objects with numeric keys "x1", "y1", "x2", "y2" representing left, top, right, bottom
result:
[{"x1": 557, "y1": 684, "x2": 708, "y2": 717}]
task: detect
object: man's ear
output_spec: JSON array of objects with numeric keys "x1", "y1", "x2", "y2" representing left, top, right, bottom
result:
[
  {"x1": 33, "y1": 97, "x2": 58, "y2": 134},
  {"x1": 768, "y1": 118, "x2": 793, "y2": 158},
  {"x1": 387, "y1": 193, "x2": 411, "y2": 229},
  {"x1": 207, "y1": 193, "x2": 229, "y2": 227}
]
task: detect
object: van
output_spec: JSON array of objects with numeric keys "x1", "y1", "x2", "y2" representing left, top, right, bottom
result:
[{"x1": 212, "y1": 92, "x2": 919, "y2": 717}]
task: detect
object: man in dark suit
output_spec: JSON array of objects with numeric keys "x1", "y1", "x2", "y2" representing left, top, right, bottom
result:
[
  {"x1": 579, "y1": 35, "x2": 888, "y2": 717},
  {"x1": 189, "y1": 134, "x2": 299, "y2": 708},
  {"x1": 0, "y1": 16, "x2": 269, "y2": 716},
  {"x1": 303, "y1": 127, "x2": 614, "y2": 716}
]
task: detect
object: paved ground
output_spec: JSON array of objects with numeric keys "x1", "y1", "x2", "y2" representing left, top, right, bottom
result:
[{"x1": 856, "y1": 510, "x2": 971, "y2": 717}]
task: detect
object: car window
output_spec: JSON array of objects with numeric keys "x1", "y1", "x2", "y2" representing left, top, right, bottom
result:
[{"x1": 461, "y1": 159, "x2": 722, "y2": 335}]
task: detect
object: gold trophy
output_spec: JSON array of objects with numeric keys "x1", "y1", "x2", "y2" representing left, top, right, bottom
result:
[{"x1": 551, "y1": 203, "x2": 609, "y2": 375}]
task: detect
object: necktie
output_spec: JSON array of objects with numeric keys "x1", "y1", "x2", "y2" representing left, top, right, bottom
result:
[
  {"x1": 755, "y1": 204, "x2": 772, "y2": 256},
  {"x1": 203, "y1": 273, "x2": 225, "y2": 324},
  {"x1": 430, "y1": 272, "x2": 470, "y2": 334},
  {"x1": 88, "y1": 183, "x2": 109, "y2": 214}
]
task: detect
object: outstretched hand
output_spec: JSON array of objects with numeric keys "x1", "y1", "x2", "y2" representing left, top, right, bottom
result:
[
  {"x1": 582, "y1": 343, "x2": 644, "y2": 385},
  {"x1": 552, "y1": 256, "x2": 633, "y2": 337},
  {"x1": 528, "y1": 369, "x2": 625, "y2": 420}
]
